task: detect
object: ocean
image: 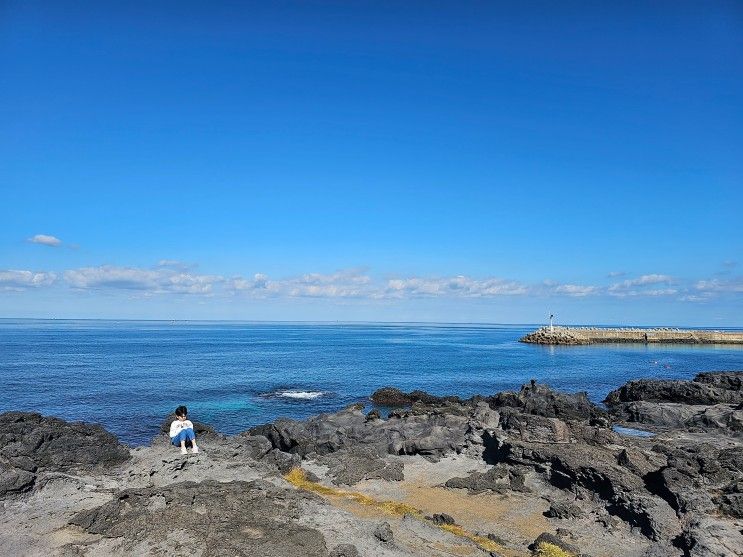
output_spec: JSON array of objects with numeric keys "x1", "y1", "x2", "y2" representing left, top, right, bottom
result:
[{"x1": 1, "y1": 319, "x2": 741, "y2": 446}]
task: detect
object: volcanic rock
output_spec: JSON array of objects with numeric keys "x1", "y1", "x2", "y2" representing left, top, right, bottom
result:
[
  {"x1": 0, "y1": 411, "x2": 130, "y2": 498},
  {"x1": 68, "y1": 479, "x2": 328, "y2": 556}
]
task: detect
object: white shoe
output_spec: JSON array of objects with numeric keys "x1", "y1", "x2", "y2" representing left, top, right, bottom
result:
[
  {"x1": 191, "y1": 446, "x2": 199, "y2": 454},
  {"x1": 181, "y1": 447, "x2": 188, "y2": 455}
]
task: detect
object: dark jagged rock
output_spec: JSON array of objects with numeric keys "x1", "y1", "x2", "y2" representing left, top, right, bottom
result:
[
  {"x1": 606, "y1": 372, "x2": 743, "y2": 432},
  {"x1": 693, "y1": 371, "x2": 743, "y2": 391},
  {"x1": 365, "y1": 409, "x2": 381, "y2": 422},
  {"x1": 643, "y1": 443, "x2": 743, "y2": 517},
  {"x1": 233, "y1": 433, "x2": 274, "y2": 460},
  {"x1": 0, "y1": 411, "x2": 130, "y2": 498},
  {"x1": 0, "y1": 465, "x2": 35, "y2": 497},
  {"x1": 68, "y1": 479, "x2": 328, "y2": 557},
  {"x1": 530, "y1": 532, "x2": 581, "y2": 555},
  {"x1": 716, "y1": 491, "x2": 743, "y2": 518},
  {"x1": 489, "y1": 380, "x2": 608, "y2": 424},
  {"x1": 604, "y1": 372, "x2": 743, "y2": 407},
  {"x1": 426, "y1": 513, "x2": 455, "y2": 525},
  {"x1": 370, "y1": 387, "x2": 413, "y2": 406},
  {"x1": 485, "y1": 433, "x2": 680, "y2": 542},
  {"x1": 250, "y1": 405, "x2": 470, "y2": 461},
  {"x1": 498, "y1": 411, "x2": 573, "y2": 444},
  {"x1": 445, "y1": 465, "x2": 510, "y2": 494},
  {"x1": 317, "y1": 448, "x2": 403, "y2": 485},
  {"x1": 370, "y1": 387, "x2": 463, "y2": 407},
  {"x1": 545, "y1": 501, "x2": 585, "y2": 519}
]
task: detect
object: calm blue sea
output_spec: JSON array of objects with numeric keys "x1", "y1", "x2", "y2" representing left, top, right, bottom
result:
[{"x1": 1, "y1": 319, "x2": 741, "y2": 446}]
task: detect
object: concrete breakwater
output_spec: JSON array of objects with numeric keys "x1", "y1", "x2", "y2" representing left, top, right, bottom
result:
[{"x1": 520, "y1": 326, "x2": 743, "y2": 345}]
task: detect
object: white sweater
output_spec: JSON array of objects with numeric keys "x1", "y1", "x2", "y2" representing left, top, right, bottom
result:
[{"x1": 169, "y1": 419, "x2": 194, "y2": 438}]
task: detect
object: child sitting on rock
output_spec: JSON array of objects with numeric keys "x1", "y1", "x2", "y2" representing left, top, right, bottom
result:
[{"x1": 169, "y1": 405, "x2": 200, "y2": 455}]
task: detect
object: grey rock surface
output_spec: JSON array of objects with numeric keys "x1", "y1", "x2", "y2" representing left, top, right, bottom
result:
[
  {"x1": 374, "y1": 521, "x2": 394, "y2": 543},
  {"x1": 69, "y1": 479, "x2": 328, "y2": 557}
]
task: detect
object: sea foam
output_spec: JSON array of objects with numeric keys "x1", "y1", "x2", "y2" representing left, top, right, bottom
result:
[{"x1": 275, "y1": 390, "x2": 326, "y2": 400}]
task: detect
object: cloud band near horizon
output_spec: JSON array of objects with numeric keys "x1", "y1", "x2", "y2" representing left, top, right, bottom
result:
[{"x1": 1, "y1": 263, "x2": 740, "y2": 303}]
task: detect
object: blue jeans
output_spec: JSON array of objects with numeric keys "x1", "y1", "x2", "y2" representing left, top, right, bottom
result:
[{"x1": 171, "y1": 428, "x2": 196, "y2": 446}]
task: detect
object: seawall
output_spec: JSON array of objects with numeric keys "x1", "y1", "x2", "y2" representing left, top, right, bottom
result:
[{"x1": 520, "y1": 326, "x2": 743, "y2": 345}]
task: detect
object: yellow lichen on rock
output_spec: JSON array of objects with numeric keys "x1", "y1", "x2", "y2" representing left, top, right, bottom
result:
[
  {"x1": 284, "y1": 467, "x2": 421, "y2": 516},
  {"x1": 534, "y1": 541, "x2": 574, "y2": 557},
  {"x1": 439, "y1": 523, "x2": 504, "y2": 553},
  {"x1": 284, "y1": 467, "x2": 510, "y2": 555}
]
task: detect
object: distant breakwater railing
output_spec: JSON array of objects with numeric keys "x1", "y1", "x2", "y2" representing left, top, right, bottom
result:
[{"x1": 520, "y1": 326, "x2": 743, "y2": 345}]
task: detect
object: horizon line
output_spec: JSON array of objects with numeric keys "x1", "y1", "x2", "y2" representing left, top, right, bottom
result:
[{"x1": 0, "y1": 317, "x2": 740, "y2": 330}]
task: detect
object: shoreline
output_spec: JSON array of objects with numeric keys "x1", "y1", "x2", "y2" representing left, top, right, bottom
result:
[{"x1": 1, "y1": 371, "x2": 741, "y2": 556}]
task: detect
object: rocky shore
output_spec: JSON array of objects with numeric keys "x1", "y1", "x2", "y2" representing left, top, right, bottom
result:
[{"x1": 1, "y1": 372, "x2": 741, "y2": 556}]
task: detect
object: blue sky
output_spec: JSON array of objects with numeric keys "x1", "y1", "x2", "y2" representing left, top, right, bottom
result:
[{"x1": 1, "y1": 1, "x2": 741, "y2": 324}]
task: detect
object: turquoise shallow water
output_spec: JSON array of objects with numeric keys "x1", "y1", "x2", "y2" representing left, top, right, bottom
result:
[{"x1": 0, "y1": 319, "x2": 741, "y2": 445}]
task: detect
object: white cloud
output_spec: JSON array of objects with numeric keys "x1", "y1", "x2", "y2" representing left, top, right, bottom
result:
[
  {"x1": 228, "y1": 269, "x2": 374, "y2": 298},
  {"x1": 0, "y1": 270, "x2": 57, "y2": 290},
  {"x1": 156, "y1": 259, "x2": 196, "y2": 271},
  {"x1": 28, "y1": 234, "x2": 62, "y2": 247},
  {"x1": 63, "y1": 266, "x2": 222, "y2": 295},
  {"x1": 6, "y1": 261, "x2": 741, "y2": 308},
  {"x1": 385, "y1": 276, "x2": 529, "y2": 298},
  {"x1": 608, "y1": 274, "x2": 675, "y2": 297},
  {"x1": 552, "y1": 284, "x2": 600, "y2": 297},
  {"x1": 694, "y1": 278, "x2": 743, "y2": 294}
]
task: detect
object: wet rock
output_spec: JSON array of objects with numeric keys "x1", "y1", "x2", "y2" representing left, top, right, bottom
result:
[
  {"x1": 68, "y1": 479, "x2": 328, "y2": 557},
  {"x1": 373, "y1": 521, "x2": 393, "y2": 543}
]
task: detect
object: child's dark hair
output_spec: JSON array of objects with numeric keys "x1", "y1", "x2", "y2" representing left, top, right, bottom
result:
[{"x1": 175, "y1": 405, "x2": 188, "y2": 418}]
